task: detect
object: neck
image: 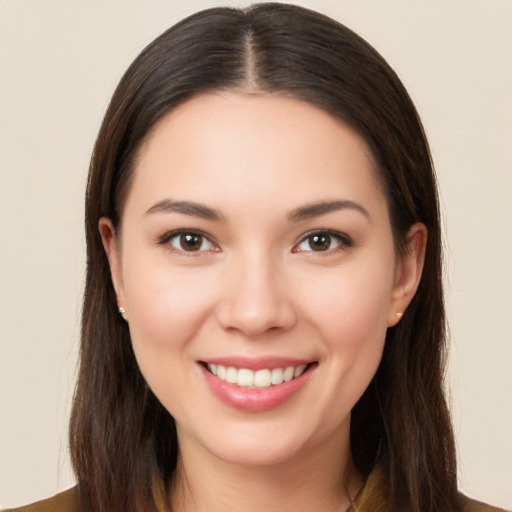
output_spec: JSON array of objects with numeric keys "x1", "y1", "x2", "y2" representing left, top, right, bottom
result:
[{"x1": 169, "y1": 423, "x2": 363, "y2": 512}]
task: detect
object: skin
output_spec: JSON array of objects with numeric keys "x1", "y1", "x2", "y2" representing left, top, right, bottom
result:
[{"x1": 100, "y1": 92, "x2": 426, "y2": 512}]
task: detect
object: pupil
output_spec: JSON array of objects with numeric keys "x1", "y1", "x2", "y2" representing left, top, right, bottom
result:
[
  {"x1": 311, "y1": 234, "x2": 330, "y2": 251},
  {"x1": 181, "y1": 234, "x2": 202, "y2": 251}
]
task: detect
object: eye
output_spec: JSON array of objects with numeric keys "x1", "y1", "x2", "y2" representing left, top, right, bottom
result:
[
  {"x1": 161, "y1": 230, "x2": 217, "y2": 253},
  {"x1": 293, "y1": 230, "x2": 351, "y2": 253}
]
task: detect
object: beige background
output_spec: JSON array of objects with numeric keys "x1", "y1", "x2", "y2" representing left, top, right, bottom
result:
[{"x1": 1, "y1": 0, "x2": 511, "y2": 508}]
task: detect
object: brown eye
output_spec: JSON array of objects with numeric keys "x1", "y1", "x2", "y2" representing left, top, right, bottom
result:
[
  {"x1": 294, "y1": 231, "x2": 350, "y2": 253},
  {"x1": 308, "y1": 234, "x2": 332, "y2": 251},
  {"x1": 180, "y1": 234, "x2": 202, "y2": 251},
  {"x1": 168, "y1": 232, "x2": 215, "y2": 252}
]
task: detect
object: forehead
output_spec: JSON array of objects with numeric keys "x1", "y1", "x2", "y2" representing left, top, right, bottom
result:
[{"x1": 126, "y1": 92, "x2": 386, "y2": 217}]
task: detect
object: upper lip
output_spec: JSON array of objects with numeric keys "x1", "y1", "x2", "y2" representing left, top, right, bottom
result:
[{"x1": 199, "y1": 356, "x2": 315, "y2": 371}]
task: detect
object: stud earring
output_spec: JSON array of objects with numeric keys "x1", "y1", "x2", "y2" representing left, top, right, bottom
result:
[
  {"x1": 118, "y1": 306, "x2": 128, "y2": 321},
  {"x1": 396, "y1": 310, "x2": 403, "y2": 319}
]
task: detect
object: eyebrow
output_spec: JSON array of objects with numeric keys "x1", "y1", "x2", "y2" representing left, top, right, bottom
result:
[
  {"x1": 145, "y1": 198, "x2": 370, "y2": 223},
  {"x1": 145, "y1": 199, "x2": 224, "y2": 221},
  {"x1": 288, "y1": 200, "x2": 371, "y2": 222}
]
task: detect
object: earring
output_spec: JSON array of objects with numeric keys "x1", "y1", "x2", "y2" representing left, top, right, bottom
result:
[
  {"x1": 396, "y1": 310, "x2": 403, "y2": 319},
  {"x1": 118, "y1": 306, "x2": 128, "y2": 321}
]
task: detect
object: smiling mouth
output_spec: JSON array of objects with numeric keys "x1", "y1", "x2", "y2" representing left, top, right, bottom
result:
[{"x1": 200, "y1": 362, "x2": 315, "y2": 389}]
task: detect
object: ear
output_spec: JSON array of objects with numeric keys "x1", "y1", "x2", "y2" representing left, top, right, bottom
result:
[
  {"x1": 387, "y1": 222, "x2": 427, "y2": 327},
  {"x1": 98, "y1": 217, "x2": 127, "y2": 312}
]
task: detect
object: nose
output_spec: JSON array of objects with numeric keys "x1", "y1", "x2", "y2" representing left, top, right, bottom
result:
[{"x1": 215, "y1": 250, "x2": 297, "y2": 337}]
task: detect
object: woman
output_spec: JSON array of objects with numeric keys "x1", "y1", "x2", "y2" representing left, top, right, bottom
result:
[{"x1": 6, "y1": 4, "x2": 508, "y2": 512}]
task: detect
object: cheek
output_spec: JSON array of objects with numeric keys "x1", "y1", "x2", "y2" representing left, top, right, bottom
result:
[
  {"x1": 315, "y1": 282, "x2": 389, "y2": 387},
  {"x1": 298, "y1": 255, "x2": 394, "y2": 402},
  {"x1": 122, "y1": 263, "x2": 222, "y2": 416},
  {"x1": 302, "y1": 259, "x2": 394, "y2": 347},
  {"x1": 121, "y1": 254, "x2": 218, "y2": 375}
]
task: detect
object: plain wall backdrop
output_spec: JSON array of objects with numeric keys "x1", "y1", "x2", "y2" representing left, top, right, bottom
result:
[{"x1": 1, "y1": 0, "x2": 511, "y2": 508}]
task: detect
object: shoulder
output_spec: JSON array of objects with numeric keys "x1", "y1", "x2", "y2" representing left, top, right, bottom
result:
[
  {"x1": 354, "y1": 468, "x2": 510, "y2": 512},
  {"x1": 461, "y1": 494, "x2": 511, "y2": 512},
  {"x1": 2, "y1": 487, "x2": 76, "y2": 512}
]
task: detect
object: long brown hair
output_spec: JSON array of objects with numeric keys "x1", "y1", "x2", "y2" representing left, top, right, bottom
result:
[{"x1": 70, "y1": 4, "x2": 458, "y2": 511}]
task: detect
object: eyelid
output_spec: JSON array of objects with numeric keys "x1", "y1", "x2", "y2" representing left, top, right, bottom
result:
[
  {"x1": 158, "y1": 229, "x2": 220, "y2": 253},
  {"x1": 292, "y1": 229, "x2": 352, "y2": 253},
  {"x1": 157, "y1": 228, "x2": 351, "y2": 254}
]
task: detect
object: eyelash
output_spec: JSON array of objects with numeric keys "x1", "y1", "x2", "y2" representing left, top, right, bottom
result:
[
  {"x1": 292, "y1": 230, "x2": 353, "y2": 254},
  {"x1": 158, "y1": 228, "x2": 352, "y2": 256},
  {"x1": 157, "y1": 229, "x2": 219, "y2": 254}
]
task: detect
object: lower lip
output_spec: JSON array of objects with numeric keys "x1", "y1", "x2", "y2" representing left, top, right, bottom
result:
[{"x1": 200, "y1": 364, "x2": 315, "y2": 412}]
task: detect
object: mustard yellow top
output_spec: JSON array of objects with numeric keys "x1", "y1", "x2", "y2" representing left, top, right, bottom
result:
[{"x1": 4, "y1": 470, "x2": 509, "y2": 512}]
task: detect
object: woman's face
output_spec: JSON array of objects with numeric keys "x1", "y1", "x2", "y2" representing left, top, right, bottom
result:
[{"x1": 101, "y1": 93, "x2": 424, "y2": 467}]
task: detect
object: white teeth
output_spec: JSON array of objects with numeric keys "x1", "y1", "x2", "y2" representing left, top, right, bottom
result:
[
  {"x1": 237, "y1": 368, "x2": 254, "y2": 387},
  {"x1": 294, "y1": 364, "x2": 306, "y2": 378},
  {"x1": 271, "y1": 368, "x2": 284, "y2": 385},
  {"x1": 206, "y1": 363, "x2": 309, "y2": 388},
  {"x1": 225, "y1": 367, "x2": 237, "y2": 384},
  {"x1": 254, "y1": 369, "x2": 271, "y2": 388},
  {"x1": 216, "y1": 364, "x2": 226, "y2": 380},
  {"x1": 283, "y1": 366, "x2": 295, "y2": 382}
]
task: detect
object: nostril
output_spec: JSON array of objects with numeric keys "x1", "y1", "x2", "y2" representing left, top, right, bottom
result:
[{"x1": 215, "y1": 296, "x2": 297, "y2": 337}]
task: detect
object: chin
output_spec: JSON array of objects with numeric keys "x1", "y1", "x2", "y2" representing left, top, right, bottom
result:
[
  {"x1": 204, "y1": 434, "x2": 309, "y2": 467},
  {"x1": 176, "y1": 408, "x2": 350, "y2": 470}
]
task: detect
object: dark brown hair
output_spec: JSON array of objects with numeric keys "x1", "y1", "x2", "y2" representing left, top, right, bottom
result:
[{"x1": 70, "y1": 4, "x2": 458, "y2": 511}]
